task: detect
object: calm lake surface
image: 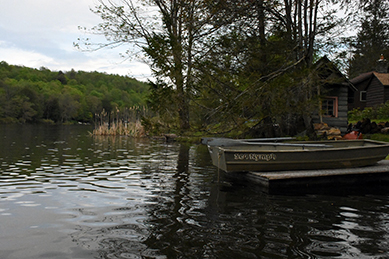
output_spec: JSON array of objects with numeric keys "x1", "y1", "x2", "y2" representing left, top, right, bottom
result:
[{"x1": 1, "y1": 124, "x2": 389, "y2": 259}]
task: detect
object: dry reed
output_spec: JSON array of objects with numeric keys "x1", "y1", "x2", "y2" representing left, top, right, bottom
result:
[{"x1": 92, "y1": 106, "x2": 147, "y2": 137}]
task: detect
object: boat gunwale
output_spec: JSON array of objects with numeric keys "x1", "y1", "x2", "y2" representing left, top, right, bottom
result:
[
  {"x1": 225, "y1": 154, "x2": 387, "y2": 165},
  {"x1": 217, "y1": 139, "x2": 389, "y2": 153}
]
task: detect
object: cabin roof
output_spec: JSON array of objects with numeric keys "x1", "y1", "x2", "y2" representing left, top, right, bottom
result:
[
  {"x1": 374, "y1": 72, "x2": 389, "y2": 86},
  {"x1": 314, "y1": 56, "x2": 357, "y2": 91},
  {"x1": 350, "y1": 72, "x2": 389, "y2": 86}
]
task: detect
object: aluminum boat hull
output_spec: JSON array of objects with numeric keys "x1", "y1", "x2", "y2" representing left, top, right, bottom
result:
[{"x1": 207, "y1": 139, "x2": 389, "y2": 172}]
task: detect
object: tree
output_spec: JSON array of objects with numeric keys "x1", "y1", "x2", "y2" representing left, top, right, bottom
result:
[
  {"x1": 79, "y1": 0, "x2": 353, "y2": 135},
  {"x1": 19, "y1": 96, "x2": 38, "y2": 123},
  {"x1": 56, "y1": 71, "x2": 68, "y2": 85},
  {"x1": 0, "y1": 62, "x2": 148, "y2": 124},
  {"x1": 77, "y1": 0, "x2": 223, "y2": 131},
  {"x1": 347, "y1": 0, "x2": 389, "y2": 77},
  {"x1": 193, "y1": 0, "x2": 346, "y2": 135},
  {"x1": 58, "y1": 93, "x2": 80, "y2": 122},
  {"x1": 44, "y1": 95, "x2": 61, "y2": 122},
  {"x1": 0, "y1": 81, "x2": 19, "y2": 120},
  {"x1": 19, "y1": 85, "x2": 42, "y2": 122}
]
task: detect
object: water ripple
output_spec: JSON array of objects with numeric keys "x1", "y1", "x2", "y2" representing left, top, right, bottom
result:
[{"x1": 1, "y1": 125, "x2": 389, "y2": 258}]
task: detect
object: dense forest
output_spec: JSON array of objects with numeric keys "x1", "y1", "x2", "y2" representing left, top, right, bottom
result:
[{"x1": 0, "y1": 61, "x2": 149, "y2": 124}]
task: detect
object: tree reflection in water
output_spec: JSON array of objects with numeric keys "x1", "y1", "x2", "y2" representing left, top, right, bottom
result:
[
  {"x1": 68, "y1": 141, "x2": 389, "y2": 259},
  {"x1": 1, "y1": 125, "x2": 389, "y2": 259}
]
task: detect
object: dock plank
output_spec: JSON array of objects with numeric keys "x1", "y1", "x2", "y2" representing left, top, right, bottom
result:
[{"x1": 247, "y1": 160, "x2": 389, "y2": 188}]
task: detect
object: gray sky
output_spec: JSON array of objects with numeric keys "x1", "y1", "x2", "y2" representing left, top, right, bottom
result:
[{"x1": 0, "y1": 0, "x2": 151, "y2": 80}]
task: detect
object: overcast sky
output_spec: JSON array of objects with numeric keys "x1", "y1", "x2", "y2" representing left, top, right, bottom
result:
[{"x1": 0, "y1": 0, "x2": 151, "y2": 81}]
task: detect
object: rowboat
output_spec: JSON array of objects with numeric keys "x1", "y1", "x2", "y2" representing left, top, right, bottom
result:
[{"x1": 202, "y1": 138, "x2": 389, "y2": 173}]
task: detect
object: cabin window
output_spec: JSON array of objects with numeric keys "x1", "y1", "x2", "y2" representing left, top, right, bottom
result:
[
  {"x1": 360, "y1": 91, "x2": 367, "y2": 102},
  {"x1": 322, "y1": 96, "x2": 338, "y2": 117}
]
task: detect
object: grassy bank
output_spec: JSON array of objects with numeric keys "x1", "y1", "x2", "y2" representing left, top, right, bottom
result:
[{"x1": 365, "y1": 133, "x2": 389, "y2": 142}]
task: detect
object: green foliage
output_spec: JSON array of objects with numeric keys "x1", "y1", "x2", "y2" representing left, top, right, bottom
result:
[
  {"x1": 348, "y1": 0, "x2": 389, "y2": 77},
  {"x1": 377, "y1": 102, "x2": 389, "y2": 120},
  {"x1": 144, "y1": 80, "x2": 179, "y2": 132},
  {"x1": 348, "y1": 101, "x2": 389, "y2": 122},
  {"x1": 78, "y1": 0, "x2": 358, "y2": 136},
  {"x1": 368, "y1": 133, "x2": 389, "y2": 143},
  {"x1": 191, "y1": 27, "x2": 321, "y2": 136},
  {"x1": 0, "y1": 61, "x2": 149, "y2": 124},
  {"x1": 348, "y1": 108, "x2": 375, "y2": 121}
]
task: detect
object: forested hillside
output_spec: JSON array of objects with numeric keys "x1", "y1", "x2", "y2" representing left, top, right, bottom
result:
[{"x1": 0, "y1": 61, "x2": 149, "y2": 124}]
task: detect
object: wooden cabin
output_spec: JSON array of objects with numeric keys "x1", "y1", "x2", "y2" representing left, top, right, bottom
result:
[
  {"x1": 349, "y1": 72, "x2": 389, "y2": 109},
  {"x1": 349, "y1": 55, "x2": 389, "y2": 110},
  {"x1": 312, "y1": 56, "x2": 356, "y2": 133}
]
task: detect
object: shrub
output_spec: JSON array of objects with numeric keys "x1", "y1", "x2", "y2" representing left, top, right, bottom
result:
[{"x1": 349, "y1": 101, "x2": 389, "y2": 121}]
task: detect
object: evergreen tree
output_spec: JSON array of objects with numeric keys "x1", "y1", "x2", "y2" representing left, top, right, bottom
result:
[{"x1": 348, "y1": 0, "x2": 389, "y2": 77}]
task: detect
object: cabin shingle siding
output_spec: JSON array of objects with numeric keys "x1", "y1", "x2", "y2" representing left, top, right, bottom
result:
[
  {"x1": 366, "y1": 77, "x2": 385, "y2": 107},
  {"x1": 349, "y1": 72, "x2": 389, "y2": 110},
  {"x1": 385, "y1": 86, "x2": 389, "y2": 103},
  {"x1": 352, "y1": 78, "x2": 370, "y2": 109}
]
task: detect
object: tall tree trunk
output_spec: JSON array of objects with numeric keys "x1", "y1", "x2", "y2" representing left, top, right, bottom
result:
[
  {"x1": 161, "y1": 0, "x2": 190, "y2": 131},
  {"x1": 297, "y1": 0, "x2": 303, "y2": 60},
  {"x1": 257, "y1": 0, "x2": 267, "y2": 68}
]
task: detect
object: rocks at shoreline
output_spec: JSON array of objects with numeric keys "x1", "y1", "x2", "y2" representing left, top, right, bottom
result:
[
  {"x1": 314, "y1": 119, "x2": 389, "y2": 140},
  {"x1": 350, "y1": 119, "x2": 389, "y2": 135}
]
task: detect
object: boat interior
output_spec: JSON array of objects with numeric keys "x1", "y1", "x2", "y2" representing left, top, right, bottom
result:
[{"x1": 219, "y1": 140, "x2": 387, "y2": 151}]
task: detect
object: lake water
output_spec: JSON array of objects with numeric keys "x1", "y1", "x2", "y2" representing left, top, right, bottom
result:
[{"x1": 1, "y1": 124, "x2": 389, "y2": 259}]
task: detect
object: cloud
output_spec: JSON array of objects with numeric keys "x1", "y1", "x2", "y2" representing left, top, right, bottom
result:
[
  {"x1": 0, "y1": 0, "x2": 151, "y2": 80},
  {"x1": 0, "y1": 41, "x2": 57, "y2": 68},
  {"x1": 0, "y1": 39, "x2": 151, "y2": 80}
]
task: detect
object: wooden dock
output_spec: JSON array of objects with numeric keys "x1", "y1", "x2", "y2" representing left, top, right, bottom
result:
[{"x1": 245, "y1": 160, "x2": 389, "y2": 193}]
